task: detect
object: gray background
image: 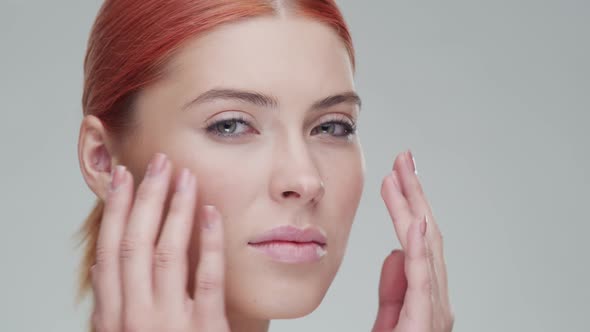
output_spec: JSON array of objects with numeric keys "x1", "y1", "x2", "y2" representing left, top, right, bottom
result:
[{"x1": 0, "y1": 0, "x2": 588, "y2": 331}]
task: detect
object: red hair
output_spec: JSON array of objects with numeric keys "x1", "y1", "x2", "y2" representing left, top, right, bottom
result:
[{"x1": 77, "y1": 0, "x2": 355, "y2": 327}]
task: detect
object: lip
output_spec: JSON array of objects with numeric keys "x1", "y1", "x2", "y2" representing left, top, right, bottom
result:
[{"x1": 248, "y1": 225, "x2": 327, "y2": 263}]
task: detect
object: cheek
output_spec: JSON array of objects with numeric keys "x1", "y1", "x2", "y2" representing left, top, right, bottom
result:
[
  {"x1": 322, "y1": 150, "x2": 365, "y2": 259},
  {"x1": 180, "y1": 155, "x2": 264, "y2": 290},
  {"x1": 323, "y1": 147, "x2": 365, "y2": 218},
  {"x1": 169, "y1": 143, "x2": 264, "y2": 210},
  {"x1": 194, "y1": 163, "x2": 261, "y2": 213}
]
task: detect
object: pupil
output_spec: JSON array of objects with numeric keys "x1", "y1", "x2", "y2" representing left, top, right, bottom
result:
[
  {"x1": 322, "y1": 124, "x2": 334, "y2": 134},
  {"x1": 219, "y1": 121, "x2": 236, "y2": 133}
]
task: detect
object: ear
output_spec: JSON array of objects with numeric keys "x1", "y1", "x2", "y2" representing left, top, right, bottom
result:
[{"x1": 77, "y1": 115, "x2": 118, "y2": 200}]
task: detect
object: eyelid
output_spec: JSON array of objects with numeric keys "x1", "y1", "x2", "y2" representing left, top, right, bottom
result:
[
  {"x1": 313, "y1": 112, "x2": 357, "y2": 127},
  {"x1": 310, "y1": 112, "x2": 358, "y2": 138},
  {"x1": 204, "y1": 110, "x2": 256, "y2": 127}
]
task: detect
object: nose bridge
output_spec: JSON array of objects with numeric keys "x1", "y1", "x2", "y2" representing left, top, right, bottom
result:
[{"x1": 270, "y1": 132, "x2": 325, "y2": 204}]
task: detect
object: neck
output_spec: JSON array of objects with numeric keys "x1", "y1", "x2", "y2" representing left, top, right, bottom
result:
[{"x1": 226, "y1": 310, "x2": 270, "y2": 332}]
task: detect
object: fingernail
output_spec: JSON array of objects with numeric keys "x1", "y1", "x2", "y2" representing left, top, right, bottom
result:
[
  {"x1": 420, "y1": 215, "x2": 427, "y2": 236},
  {"x1": 175, "y1": 168, "x2": 190, "y2": 192},
  {"x1": 146, "y1": 153, "x2": 167, "y2": 177},
  {"x1": 202, "y1": 205, "x2": 218, "y2": 230},
  {"x1": 110, "y1": 165, "x2": 126, "y2": 191},
  {"x1": 407, "y1": 150, "x2": 417, "y2": 175}
]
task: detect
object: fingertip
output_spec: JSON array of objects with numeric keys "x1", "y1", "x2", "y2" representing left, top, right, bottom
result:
[
  {"x1": 392, "y1": 152, "x2": 405, "y2": 172},
  {"x1": 382, "y1": 249, "x2": 405, "y2": 275},
  {"x1": 390, "y1": 248, "x2": 404, "y2": 258},
  {"x1": 381, "y1": 172, "x2": 400, "y2": 200}
]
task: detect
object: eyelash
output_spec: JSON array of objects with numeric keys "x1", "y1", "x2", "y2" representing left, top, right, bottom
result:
[{"x1": 205, "y1": 114, "x2": 357, "y2": 139}]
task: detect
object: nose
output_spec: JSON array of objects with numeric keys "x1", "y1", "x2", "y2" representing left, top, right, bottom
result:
[{"x1": 270, "y1": 143, "x2": 325, "y2": 206}]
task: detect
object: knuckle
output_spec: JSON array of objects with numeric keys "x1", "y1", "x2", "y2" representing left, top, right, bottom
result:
[
  {"x1": 425, "y1": 246, "x2": 435, "y2": 263},
  {"x1": 418, "y1": 276, "x2": 433, "y2": 294},
  {"x1": 196, "y1": 273, "x2": 221, "y2": 293},
  {"x1": 95, "y1": 246, "x2": 117, "y2": 268},
  {"x1": 153, "y1": 246, "x2": 181, "y2": 269},
  {"x1": 119, "y1": 236, "x2": 145, "y2": 261}
]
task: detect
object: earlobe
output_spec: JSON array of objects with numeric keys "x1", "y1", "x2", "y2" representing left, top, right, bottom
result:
[{"x1": 77, "y1": 115, "x2": 115, "y2": 200}]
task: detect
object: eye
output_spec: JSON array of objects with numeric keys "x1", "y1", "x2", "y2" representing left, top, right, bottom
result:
[
  {"x1": 205, "y1": 115, "x2": 256, "y2": 138},
  {"x1": 311, "y1": 117, "x2": 357, "y2": 138}
]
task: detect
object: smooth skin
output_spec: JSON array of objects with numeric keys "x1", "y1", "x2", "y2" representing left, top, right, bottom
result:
[{"x1": 90, "y1": 150, "x2": 453, "y2": 332}]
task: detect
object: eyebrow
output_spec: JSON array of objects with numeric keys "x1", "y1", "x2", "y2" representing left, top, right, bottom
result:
[{"x1": 182, "y1": 88, "x2": 362, "y2": 112}]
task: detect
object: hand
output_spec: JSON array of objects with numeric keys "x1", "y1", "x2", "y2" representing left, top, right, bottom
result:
[
  {"x1": 372, "y1": 151, "x2": 454, "y2": 332},
  {"x1": 90, "y1": 153, "x2": 230, "y2": 332}
]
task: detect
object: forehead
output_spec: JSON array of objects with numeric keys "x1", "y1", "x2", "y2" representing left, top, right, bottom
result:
[{"x1": 164, "y1": 16, "x2": 355, "y2": 104}]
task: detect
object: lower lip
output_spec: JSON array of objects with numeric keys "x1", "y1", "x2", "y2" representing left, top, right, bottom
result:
[{"x1": 248, "y1": 241, "x2": 326, "y2": 263}]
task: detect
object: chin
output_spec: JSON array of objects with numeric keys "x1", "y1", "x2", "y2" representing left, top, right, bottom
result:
[
  {"x1": 228, "y1": 276, "x2": 330, "y2": 319},
  {"x1": 225, "y1": 254, "x2": 340, "y2": 320}
]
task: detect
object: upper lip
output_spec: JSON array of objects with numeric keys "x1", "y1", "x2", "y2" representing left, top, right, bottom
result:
[{"x1": 248, "y1": 225, "x2": 327, "y2": 246}]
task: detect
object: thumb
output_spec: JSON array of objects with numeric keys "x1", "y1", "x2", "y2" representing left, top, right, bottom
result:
[{"x1": 372, "y1": 249, "x2": 407, "y2": 332}]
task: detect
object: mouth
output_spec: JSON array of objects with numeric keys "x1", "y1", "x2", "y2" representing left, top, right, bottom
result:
[{"x1": 248, "y1": 225, "x2": 327, "y2": 264}]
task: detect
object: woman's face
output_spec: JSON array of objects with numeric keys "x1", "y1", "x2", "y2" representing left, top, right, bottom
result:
[{"x1": 116, "y1": 16, "x2": 364, "y2": 319}]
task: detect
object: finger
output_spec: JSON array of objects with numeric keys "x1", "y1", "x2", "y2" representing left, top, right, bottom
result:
[
  {"x1": 94, "y1": 165, "x2": 133, "y2": 321},
  {"x1": 90, "y1": 264, "x2": 100, "y2": 308},
  {"x1": 395, "y1": 151, "x2": 449, "y2": 303},
  {"x1": 381, "y1": 170, "x2": 413, "y2": 249},
  {"x1": 400, "y1": 216, "x2": 433, "y2": 330},
  {"x1": 90, "y1": 264, "x2": 121, "y2": 332},
  {"x1": 154, "y1": 169, "x2": 197, "y2": 310},
  {"x1": 423, "y1": 216, "x2": 442, "y2": 314},
  {"x1": 121, "y1": 153, "x2": 171, "y2": 309},
  {"x1": 192, "y1": 205, "x2": 226, "y2": 322},
  {"x1": 425, "y1": 218, "x2": 451, "y2": 321},
  {"x1": 393, "y1": 150, "x2": 432, "y2": 219},
  {"x1": 425, "y1": 214, "x2": 449, "y2": 307},
  {"x1": 372, "y1": 250, "x2": 406, "y2": 332}
]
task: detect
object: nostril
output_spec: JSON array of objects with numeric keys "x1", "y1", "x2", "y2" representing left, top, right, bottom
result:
[{"x1": 282, "y1": 191, "x2": 300, "y2": 198}]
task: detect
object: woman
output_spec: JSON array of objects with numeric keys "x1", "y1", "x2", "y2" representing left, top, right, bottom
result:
[{"x1": 76, "y1": 0, "x2": 454, "y2": 331}]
